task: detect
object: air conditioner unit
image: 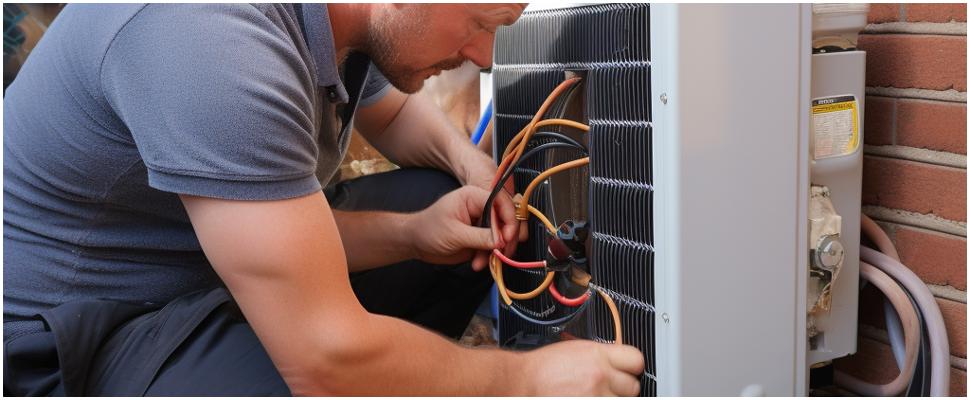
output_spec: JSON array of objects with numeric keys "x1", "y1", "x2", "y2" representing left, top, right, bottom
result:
[{"x1": 491, "y1": 3, "x2": 865, "y2": 396}]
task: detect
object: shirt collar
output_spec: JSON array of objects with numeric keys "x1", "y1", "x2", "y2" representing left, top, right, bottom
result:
[{"x1": 300, "y1": 3, "x2": 350, "y2": 103}]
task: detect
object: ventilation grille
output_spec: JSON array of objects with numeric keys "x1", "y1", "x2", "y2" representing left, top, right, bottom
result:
[{"x1": 493, "y1": 4, "x2": 655, "y2": 396}]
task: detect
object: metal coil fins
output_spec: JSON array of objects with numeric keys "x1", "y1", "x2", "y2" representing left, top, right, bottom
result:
[{"x1": 493, "y1": 3, "x2": 655, "y2": 396}]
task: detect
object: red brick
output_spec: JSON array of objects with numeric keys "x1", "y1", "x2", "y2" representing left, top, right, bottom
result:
[
  {"x1": 952, "y1": 367, "x2": 968, "y2": 397},
  {"x1": 859, "y1": 34, "x2": 967, "y2": 91},
  {"x1": 869, "y1": 4, "x2": 901, "y2": 23},
  {"x1": 895, "y1": 226, "x2": 968, "y2": 290},
  {"x1": 907, "y1": 3, "x2": 967, "y2": 23},
  {"x1": 862, "y1": 156, "x2": 967, "y2": 221},
  {"x1": 937, "y1": 298, "x2": 968, "y2": 359},
  {"x1": 834, "y1": 336, "x2": 900, "y2": 385},
  {"x1": 864, "y1": 96, "x2": 896, "y2": 146},
  {"x1": 896, "y1": 99, "x2": 967, "y2": 154}
]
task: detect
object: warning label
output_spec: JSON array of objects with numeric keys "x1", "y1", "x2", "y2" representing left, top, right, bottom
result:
[{"x1": 812, "y1": 95, "x2": 859, "y2": 159}]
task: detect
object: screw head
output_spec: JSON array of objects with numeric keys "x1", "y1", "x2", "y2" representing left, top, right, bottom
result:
[
  {"x1": 814, "y1": 234, "x2": 845, "y2": 271},
  {"x1": 660, "y1": 93, "x2": 668, "y2": 104}
]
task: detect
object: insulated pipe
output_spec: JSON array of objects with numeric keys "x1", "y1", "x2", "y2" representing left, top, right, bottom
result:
[
  {"x1": 884, "y1": 300, "x2": 908, "y2": 369},
  {"x1": 860, "y1": 215, "x2": 908, "y2": 370},
  {"x1": 860, "y1": 246, "x2": 950, "y2": 396},
  {"x1": 834, "y1": 262, "x2": 920, "y2": 396},
  {"x1": 861, "y1": 214, "x2": 900, "y2": 261}
]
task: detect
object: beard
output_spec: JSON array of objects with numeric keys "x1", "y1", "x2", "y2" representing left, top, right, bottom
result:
[{"x1": 366, "y1": 10, "x2": 465, "y2": 94}]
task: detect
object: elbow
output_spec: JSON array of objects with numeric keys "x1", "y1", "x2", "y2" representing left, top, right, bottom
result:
[{"x1": 272, "y1": 314, "x2": 388, "y2": 395}]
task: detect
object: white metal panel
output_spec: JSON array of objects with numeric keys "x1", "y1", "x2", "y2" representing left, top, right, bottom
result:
[
  {"x1": 808, "y1": 50, "x2": 865, "y2": 365},
  {"x1": 651, "y1": 4, "x2": 812, "y2": 395}
]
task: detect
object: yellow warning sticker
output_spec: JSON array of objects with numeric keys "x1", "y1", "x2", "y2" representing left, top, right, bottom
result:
[{"x1": 811, "y1": 95, "x2": 859, "y2": 159}]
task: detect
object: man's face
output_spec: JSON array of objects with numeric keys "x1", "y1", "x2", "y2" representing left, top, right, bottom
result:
[{"x1": 367, "y1": 4, "x2": 526, "y2": 93}]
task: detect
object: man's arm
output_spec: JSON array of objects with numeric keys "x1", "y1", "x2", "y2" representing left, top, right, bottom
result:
[
  {"x1": 179, "y1": 192, "x2": 644, "y2": 395},
  {"x1": 354, "y1": 89, "x2": 485, "y2": 187},
  {"x1": 354, "y1": 88, "x2": 522, "y2": 270}
]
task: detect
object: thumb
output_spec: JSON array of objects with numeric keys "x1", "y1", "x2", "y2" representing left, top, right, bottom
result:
[{"x1": 459, "y1": 225, "x2": 497, "y2": 251}]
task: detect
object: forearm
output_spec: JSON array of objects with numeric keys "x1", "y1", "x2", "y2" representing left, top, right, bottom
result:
[
  {"x1": 332, "y1": 209, "x2": 414, "y2": 272},
  {"x1": 291, "y1": 312, "x2": 529, "y2": 396},
  {"x1": 363, "y1": 91, "x2": 475, "y2": 178}
]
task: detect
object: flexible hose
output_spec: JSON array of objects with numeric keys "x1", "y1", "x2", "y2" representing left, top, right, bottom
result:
[
  {"x1": 884, "y1": 299, "x2": 908, "y2": 370},
  {"x1": 861, "y1": 214, "x2": 910, "y2": 370},
  {"x1": 861, "y1": 214, "x2": 900, "y2": 261},
  {"x1": 834, "y1": 261, "x2": 920, "y2": 396},
  {"x1": 860, "y1": 246, "x2": 950, "y2": 396}
]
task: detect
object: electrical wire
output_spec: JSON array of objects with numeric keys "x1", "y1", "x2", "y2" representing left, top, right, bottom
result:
[
  {"x1": 592, "y1": 285, "x2": 623, "y2": 345},
  {"x1": 492, "y1": 78, "x2": 582, "y2": 191},
  {"x1": 490, "y1": 254, "x2": 555, "y2": 301},
  {"x1": 481, "y1": 141, "x2": 586, "y2": 229},
  {"x1": 506, "y1": 292, "x2": 592, "y2": 326},
  {"x1": 502, "y1": 118, "x2": 591, "y2": 159},
  {"x1": 531, "y1": 131, "x2": 586, "y2": 150},
  {"x1": 517, "y1": 157, "x2": 590, "y2": 220},
  {"x1": 548, "y1": 279, "x2": 591, "y2": 307},
  {"x1": 528, "y1": 205, "x2": 556, "y2": 235},
  {"x1": 492, "y1": 248, "x2": 545, "y2": 269}
]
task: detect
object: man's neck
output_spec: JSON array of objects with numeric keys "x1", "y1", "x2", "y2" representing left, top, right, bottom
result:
[{"x1": 327, "y1": 3, "x2": 368, "y2": 64}]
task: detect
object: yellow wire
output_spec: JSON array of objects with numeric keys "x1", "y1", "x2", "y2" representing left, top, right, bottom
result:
[
  {"x1": 517, "y1": 157, "x2": 590, "y2": 220},
  {"x1": 595, "y1": 287, "x2": 623, "y2": 345},
  {"x1": 527, "y1": 205, "x2": 557, "y2": 234}
]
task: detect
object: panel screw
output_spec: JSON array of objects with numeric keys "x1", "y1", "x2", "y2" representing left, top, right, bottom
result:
[
  {"x1": 662, "y1": 313, "x2": 670, "y2": 323},
  {"x1": 660, "y1": 93, "x2": 668, "y2": 104},
  {"x1": 814, "y1": 234, "x2": 845, "y2": 271}
]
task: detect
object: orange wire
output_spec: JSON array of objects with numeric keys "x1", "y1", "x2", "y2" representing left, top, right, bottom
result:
[
  {"x1": 595, "y1": 287, "x2": 623, "y2": 345},
  {"x1": 516, "y1": 158, "x2": 590, "y2": 220}
]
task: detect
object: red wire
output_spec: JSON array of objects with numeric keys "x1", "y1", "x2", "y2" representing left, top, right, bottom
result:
[
  {"x1": 492, "y1": 249, "x2": 546, "y2": 269},
  {"x1": 549, "y1": 281, "x2": 591, "y2": 307}
]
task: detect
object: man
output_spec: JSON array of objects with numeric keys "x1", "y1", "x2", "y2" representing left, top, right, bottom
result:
[{"x1": 3, "y1": 3, "x2": 644, "y2": 395}]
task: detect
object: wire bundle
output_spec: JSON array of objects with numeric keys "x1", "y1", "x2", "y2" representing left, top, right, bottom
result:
[{"x1": 483, "y1": 78, "x2": 623, "y2": 345}]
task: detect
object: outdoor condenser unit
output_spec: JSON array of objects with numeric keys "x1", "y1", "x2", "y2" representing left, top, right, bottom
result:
[{"x1": 491, "y1": 3, "x2": 866, "y2": 396}]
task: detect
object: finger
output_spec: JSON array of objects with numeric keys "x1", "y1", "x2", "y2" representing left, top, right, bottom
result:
[
  {"x1": 471, "y1": 250, "x2": 488, "y2": 272},
  {"x1": 459, "y1": 225, "x2": 497, "y2": 251},
  {"x1": 460, "y1": 186, "x2": 492, "y2": 220},
  {"x1": 609, "y1": 370, "x2": 641, "y2": 397},
  {"x1": 492, "y1": 192, "x2": 518, "y2": 243},
  {"x1": 604, "y1": 345, "x2": 646, "y2": 376}
]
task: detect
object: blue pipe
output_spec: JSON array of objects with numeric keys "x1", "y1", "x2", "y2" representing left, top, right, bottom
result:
[{"x1": 471, "y1": 100, "x2": 492, "y2": 145}]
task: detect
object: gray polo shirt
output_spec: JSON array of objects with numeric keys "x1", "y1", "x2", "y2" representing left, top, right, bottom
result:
[{"x1": 3, "y1": 3, "x2": 390, "y2": 338}]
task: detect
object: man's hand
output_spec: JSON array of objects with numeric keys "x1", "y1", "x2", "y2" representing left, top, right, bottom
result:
[
  {"x1": 409, "y1": 185, "x2": 500, "y2": 265},
  {"x1": 448, "y1": 141, "x2": 527, "y2": 271},
  {"x1": 525, "y1": 341, "x2": 646, "y2": 396}
]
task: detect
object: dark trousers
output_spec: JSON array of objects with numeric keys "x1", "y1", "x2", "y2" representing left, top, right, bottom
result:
[{"x1": 3, "y1": 168, "x2": 493, "y2": 396}]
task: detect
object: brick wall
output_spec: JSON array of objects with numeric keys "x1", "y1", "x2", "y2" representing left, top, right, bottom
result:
[{"x1": 833, "y1": 3, "x2": 968, "y2": 396}]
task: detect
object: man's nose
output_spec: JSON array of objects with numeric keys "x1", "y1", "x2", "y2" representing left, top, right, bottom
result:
[{"x1": 460, "y1": 32, "x2": 495, "y2": 68}]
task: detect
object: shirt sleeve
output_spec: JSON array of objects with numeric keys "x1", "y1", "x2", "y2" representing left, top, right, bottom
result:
[
  {"x1": 359, "y1": 62, "x2": 392, "y2": 107},
  {"x1": 101, "y1": 4, "x2": 321, "y2": 201}
]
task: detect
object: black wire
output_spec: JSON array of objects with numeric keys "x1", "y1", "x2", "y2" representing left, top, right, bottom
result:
[
  {"x1": 481, "y1": 141, "x2": 587, "y2": 228},
  {"x1": 531, "y1": 131, "x2": 586, "y2": 150},
  {"x1": 507, "y1": 292, "x2": 592, "y2": 326}
]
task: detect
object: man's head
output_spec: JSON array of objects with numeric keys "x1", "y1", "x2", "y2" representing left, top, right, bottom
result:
[{"x1": 365, "y1": 4, "x2": 526, "y2": 93}]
